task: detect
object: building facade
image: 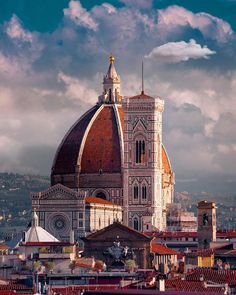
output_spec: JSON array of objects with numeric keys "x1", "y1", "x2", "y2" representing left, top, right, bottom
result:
[
  {"x1": 197, "y1": 201, "x2": 217, "y2": 249},
  {"x1": 33, "y1": 56, "x2": 174, "y2": 239},
  {"x1": 167, "y1": 204, "x2": 197, "y2": 232},
  {"x1": 83, "y1": 222, "x2": 152, "y2": 269}
]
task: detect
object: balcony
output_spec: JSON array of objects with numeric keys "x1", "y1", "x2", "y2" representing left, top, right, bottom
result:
[{"x1": 39, "y1": 253, "x2": 73, "y2": 259}]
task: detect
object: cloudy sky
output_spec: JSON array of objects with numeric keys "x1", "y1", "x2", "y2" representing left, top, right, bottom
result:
[{"x1": 0, "y1": 0, "x2": 236, "y2": 193}]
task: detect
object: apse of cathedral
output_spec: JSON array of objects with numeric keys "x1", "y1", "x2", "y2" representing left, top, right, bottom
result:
[{"x1": 31, "y1": 55, "x2": 175, "y2": 241}]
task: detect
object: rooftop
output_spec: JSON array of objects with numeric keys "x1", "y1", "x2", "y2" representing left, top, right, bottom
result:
[
  {"x1": 85, "y1": 196, "x2": 121, "y2": 206},
  {"x1": 150, "y1": 241, "x2": 178, "y2": 255}
]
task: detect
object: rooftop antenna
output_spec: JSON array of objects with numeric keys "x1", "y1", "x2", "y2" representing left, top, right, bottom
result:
[{"x1": 141, "y1": 60, "x2": 144, "y2": 94}]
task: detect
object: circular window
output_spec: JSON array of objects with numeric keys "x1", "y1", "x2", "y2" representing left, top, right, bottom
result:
[
  {"x1": 53, "y1": 217, "x2": 66, "y2": 231},
  {"x1": 48, "y1": 213, "x2": 70, "y2": 236}
]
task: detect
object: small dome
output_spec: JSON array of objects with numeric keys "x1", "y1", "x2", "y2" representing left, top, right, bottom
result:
[
  {"x1": 25, "y1": 226, "x2": 59, "y2": 243},
  {"x1": 25, "y1": 212, "x2": 59, "y2": 243}
]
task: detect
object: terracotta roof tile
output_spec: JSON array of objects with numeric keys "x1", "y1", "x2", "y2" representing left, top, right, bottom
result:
[
  {"x1": 81, "y1": 106, "x2": 121, "y2": 174},
  {"x1": 0, "y1": 244, "x2": 8, "y2": 251},
  {"x1": 166, "y1": 278, "x2": 224, "y2": 293},
  {"x1": 151, "y1": 241, "x2": 178, "y2": 255},
  {"x1": 162, "y1": 145, "x2": 171, "y2": 174},
  {"x1": 52, "y1": 102, "x2": 172, "y2": 179},
  {"x1": 129, "y1": 92, "x2": 154, "y2": 100},
  {"x1": 85, "y1": 196, "x2": 120, "y2": 206},
  {"x1": 185, "y1": 268, "x2": 236, "y2": 285},
  {"x1": 52, "y1": 106, "x2": 99, "y2": 174}
]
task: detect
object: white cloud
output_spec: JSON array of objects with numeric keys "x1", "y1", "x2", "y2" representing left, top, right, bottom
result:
[
  {"x1": 5, "y1": 15, "x2": 34, "y2": 43},
  {"x1": 145, "y1": 39, "x2": 216, "y2": 62},
  {"x1": 64, "y1": 0, "x2": 98, "y2": 31},
  {"x1": 165, "y1": 128, "x2": 222, "y2": 174},
  {"x1": 58, "y1": 72, "x2": 98, "y2": 104},
  {"x1": 0, "y1": 51, "x2": 29, "y2": 76},
  {"x1": 102, "y1": 3, "x2": 117, "y2": 14},
  {"x1": 0, "y1": 1, "x2": 236, "y2": 185},
  {"x1": 4, "y1": 15, "x2": 44, "y2": 65},
  {"x1": 157, "y1": 5, "x2": 233, "y2": 42}
]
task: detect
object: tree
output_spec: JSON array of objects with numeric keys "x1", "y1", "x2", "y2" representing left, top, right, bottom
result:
[
  {"x1": 125, "y1": 259, "x2": 136, "y2": 273},
  {"x1": 33, "y1": 260, "x2": 42, "y2": 272},
  {"x1": 46, "y1": 261, "x2": 55, "y2": 274}
]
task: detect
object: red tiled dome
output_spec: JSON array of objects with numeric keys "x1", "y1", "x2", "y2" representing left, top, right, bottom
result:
[
  {"x1": 51, "y1": 104, "x2": 172, "y2": 188},
  {"x1": 80, "y1": 106, "x2": 121, "y2": 174},
  {"x1": 52, "y1": 105, "x2": 99, "y2": 175}
]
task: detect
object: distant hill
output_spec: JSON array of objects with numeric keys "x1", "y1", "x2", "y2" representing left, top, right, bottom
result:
[
  {"x1": 0, "y1": 173, "x2": 50, "y2": 240},
  {"x1": 0, "y1": 172, "x2": 235, "y2": 237}
]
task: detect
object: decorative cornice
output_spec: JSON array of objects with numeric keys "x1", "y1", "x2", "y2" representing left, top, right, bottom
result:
[{"x1": 31, "y1": 183, "x2": 84, "y2": 200}]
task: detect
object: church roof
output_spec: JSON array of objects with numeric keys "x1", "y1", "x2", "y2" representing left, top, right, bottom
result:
[
  {"x1": 52, "y1": 105, "x2": 99, "y2": 174},
  {"x1": 84, "y1": 221, "x2": 151, "y2": 242},
  {"x1": 24, "y1": 226, "x2": 59, "y2": 243},
  {"x1": 151, "y1": 241, "x2": 178, "y2": 255},
  {"x1": 85, "y1": 196, "x2": 120, "y2": 206},
  {"x1": 80, "y1": 106, "x2": 121, "y2": 174},
  {"x1": 24, "y1": 211, "x2": 59, "y2": 243},
  {"x1": 128, "y1": 92, "x2": 155, "y2": 100},
  {"x1": 52, "y1": 105, "x2": 122, "y2": 177},
  {"x1": 162, "y1": 145, "x2": 172, "y2": 173}
]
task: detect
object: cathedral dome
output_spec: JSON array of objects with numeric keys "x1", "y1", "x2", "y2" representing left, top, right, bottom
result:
[
  {"x1": 51, "y1": 103, "x2": 172, "y2": 187},
  {"x1": 51, "y1": 55, "x2": 173, "y2": 193},
  {"x1": 52, "y1": 104, "x2": 123, "y2": 176}
]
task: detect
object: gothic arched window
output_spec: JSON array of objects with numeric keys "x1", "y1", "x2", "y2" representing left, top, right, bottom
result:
[
  {"x1": 142, "y1": 185, "x2": 147, "y2": 200},
  {"x1": 133, "y1": 217, "x2": 139, "y2": 231},
  {"x1": 133, "y1": 185, "x2": 139, "y2": 200},
  {"x1": 136, "y1": 140, "x2": 145, "y2": 163}
]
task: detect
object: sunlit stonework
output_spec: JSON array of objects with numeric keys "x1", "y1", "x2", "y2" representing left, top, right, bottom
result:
[{"x1": 32, "y1": 56, "x2": 175, "y2": 240}]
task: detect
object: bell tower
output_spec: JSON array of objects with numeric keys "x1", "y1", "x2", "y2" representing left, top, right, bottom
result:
[
  {"x1": 197, "y1": 200, "x2": 217, "y2": 249},
  {"x1": 122, "y1": 91, "x2": 165, "y2": 232}
]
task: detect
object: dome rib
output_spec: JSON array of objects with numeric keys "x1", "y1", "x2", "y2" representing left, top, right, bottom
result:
[
  {"x1": 52, "y1": 105, "x2": 99, "y2": 175},
  {"x1": 80, "y1": 105, "x2": 122, "y2": 174}
]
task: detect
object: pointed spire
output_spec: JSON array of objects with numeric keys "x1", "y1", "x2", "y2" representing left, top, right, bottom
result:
[
  {"x1": 98, "y1": 54, "x2": 122, "y2": 104},
  {"x1": 32, "y1": 209, "x2": 39, "y2": 227},
  {"x1": 141, "y1": 60, "x2": 144, "y2": 95},
  {"x1": 106, "y1": 53, "x2": 118, "y2": 79}
]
